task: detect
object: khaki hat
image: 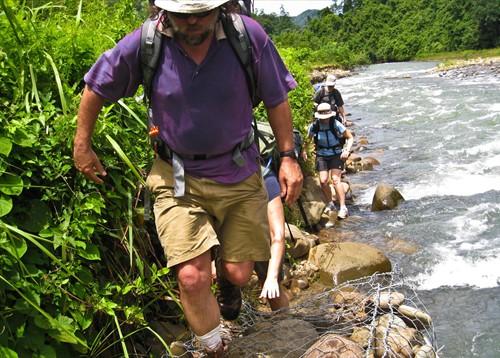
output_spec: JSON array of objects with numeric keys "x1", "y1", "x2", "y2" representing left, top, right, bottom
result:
[
  {"x1": 154, "y1": 0, "x2": 227, "y2": 13},
  {"x1": 315, "y1": 102, "x2": 336, "y2": 119},
  {"x1": 325, "y1": 74, "x2": 337, "y2": 86}
]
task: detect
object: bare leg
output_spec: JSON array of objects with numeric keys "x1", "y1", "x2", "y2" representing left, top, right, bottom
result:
[
  {"x1": 319, "y1": 170, "x2": 333, "y2": 203},
  {"x1": 331, "y1": 168, "x2": 345, "y2": 207},
  {"x1": 220, "y1": 260, "x2": 254, "y2": 285},
  {"x1": 176, "y1": 250, "x2": 220, "y2": 335}
]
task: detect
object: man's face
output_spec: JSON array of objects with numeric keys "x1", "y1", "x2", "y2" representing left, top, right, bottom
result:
[
  {"x1": 168, "y1": 8, "x2": 220, "y2": 46},
  {"x1": 326, "y1": 85, "x2": 335, "y2": 92}
]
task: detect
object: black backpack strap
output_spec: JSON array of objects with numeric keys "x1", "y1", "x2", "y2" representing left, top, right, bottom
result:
[
  {"x1": 221, "y1": 13, "x2": 259, "y2": 107},
  {"x1": 329, "y1": 117, "x2": 343, "y2": 141},
  {"x1": 140, "y1": 12, "x2": 163, "y2": 105},
  {"x1": 312, "y1": 119, "x2": 319, "y2": 146}
]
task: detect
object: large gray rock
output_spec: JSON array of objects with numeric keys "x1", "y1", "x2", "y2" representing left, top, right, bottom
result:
[
  {"x1": 308, "y1": 243, "x2": 392, "y2": 285},
  {"x1": 371, "y1": 182, "x2": 405, "y2": 211},
  {"x1": 285, "y1": 224, "x2": 313, "y2": 259},
  {"x1": 302, "y1": 200, "x2": 326, "y2": 226}
]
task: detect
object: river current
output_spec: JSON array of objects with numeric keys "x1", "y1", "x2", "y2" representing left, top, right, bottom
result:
[{"x1": 336, "y1": 61, "x2": 500, "y2": 357}]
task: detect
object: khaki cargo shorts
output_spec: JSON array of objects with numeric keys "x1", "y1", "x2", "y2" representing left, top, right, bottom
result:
[{"x1": 146, "y1": 158, "x2": 271, "y2": 268}]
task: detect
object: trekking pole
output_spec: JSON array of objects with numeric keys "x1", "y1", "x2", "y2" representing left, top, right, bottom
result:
[{"x1": 296, "y1": 196, "x2": 312, "y2": 231}]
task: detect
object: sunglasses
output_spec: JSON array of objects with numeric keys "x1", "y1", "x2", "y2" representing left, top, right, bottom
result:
[{"x1": 170, "y1": 9, "x2": 213, "y2": 19}]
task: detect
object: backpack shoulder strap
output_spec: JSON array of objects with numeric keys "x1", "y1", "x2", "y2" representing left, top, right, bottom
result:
[
  {"x1": 140, "y1": 12, "x2": 163, "y2": 104},
  {"x1": 221, "y1": 13, "x2": 259, "y2": 107},
  {"x1": 312, "y1": 119, "x2": 319, "y2": 133},
  {"x1": 329, "y1": 118, "x2": 341, "y2": 138}
]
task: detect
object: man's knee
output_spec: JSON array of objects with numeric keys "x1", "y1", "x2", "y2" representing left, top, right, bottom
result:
[
  {"x1": 176, "y1": 264, "x2": 211, "y2": 294},
  {"x1": 222, "y1": 261, "x2": 254, "y2": 285}
]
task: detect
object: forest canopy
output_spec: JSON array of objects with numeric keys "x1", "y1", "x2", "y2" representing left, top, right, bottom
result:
[{"x1": 255, "y1": 0, "x2": 499, "y2": 64}]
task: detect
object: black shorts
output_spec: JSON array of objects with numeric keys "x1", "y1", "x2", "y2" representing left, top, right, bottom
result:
[{"x1": 315, "y1": 154, "x2": 345, "y2": 172}]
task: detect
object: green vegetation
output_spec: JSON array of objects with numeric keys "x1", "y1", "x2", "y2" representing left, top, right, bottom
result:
[
  {"x1": 0, "y1": 1, "x2": 180, "y2": 356},
  {"x1": 0, "y1": 0, "x2": 498, "y2": 356},
  {"x1": 255, "y1": 0, "x2": 499, "y2": 66}
]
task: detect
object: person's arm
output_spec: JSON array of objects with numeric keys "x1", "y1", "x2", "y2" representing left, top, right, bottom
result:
[
  {"x1": 334, "y1": 89, "x2": 347, "y2": 124},
  {"x1": 338, "y1": 105, "x2": 347, "y2": 125},
  {"x1": 266, "y1": 99, "x2": 303, "y2": 205},
  {"x1": 302, "y1": 132, "x2": 313, "y2": 161},
  {"x1": 259, "y1": 196, "x2": 285, "y2": 300},
  {"x1": 73, "y1": 85, "x2": 107, "y2": 183},
  {"x1": 340, "y1": 129, "x2": 354, "y2": 160}
]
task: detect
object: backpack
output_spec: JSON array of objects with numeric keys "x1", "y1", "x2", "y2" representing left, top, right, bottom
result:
[
  {"x1": 315, "y1": 86, "x2": 342, "y2": 123},
  {"x1": 257, "y1": 121, "x2": 303, "y2": 177},
  {"x1": 311, "y1": 118, "x2": 345, "y2": 152}
]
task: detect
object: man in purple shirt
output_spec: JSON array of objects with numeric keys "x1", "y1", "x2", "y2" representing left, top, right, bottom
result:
[{"x1": 73, "y1": 0, "x2": 302, "y2": 355}]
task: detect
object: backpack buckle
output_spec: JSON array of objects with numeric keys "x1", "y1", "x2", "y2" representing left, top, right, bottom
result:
[{"x1": 149, "y1": 126, "x2": 159, "y2": 137}]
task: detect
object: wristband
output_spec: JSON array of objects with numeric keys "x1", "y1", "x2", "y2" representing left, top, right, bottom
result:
[{"x1": 279, "y1": 150, "x2": 297, "y2": 159}]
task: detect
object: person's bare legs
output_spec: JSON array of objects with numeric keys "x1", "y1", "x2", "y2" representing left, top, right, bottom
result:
[
  {"x1": 178, "y1": 250, "x2": 254, "y2": 335},
  {"x1": 220, "y1": 260, "x2": 254, "y2": 285},
  {"x1": 176, "y1": 250, "x2": 220, "y2": 335},
  {"x1": 319, "y1": 169, "x2": 333, "y2": 203},
  {"x1": 330, "y1": 168, "x2": 345, "y2": 207}
]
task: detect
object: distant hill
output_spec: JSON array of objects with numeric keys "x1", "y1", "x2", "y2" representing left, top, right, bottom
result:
[{"x1": 292, "y1": 9, "x2": 319, "y2": 26}]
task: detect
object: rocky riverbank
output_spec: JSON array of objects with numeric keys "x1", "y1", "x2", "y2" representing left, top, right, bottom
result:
[
  {"x1": 430, "y1": 56, "x2": 500, "y2": 78},
  {"x1": 151, "y1": 58, "x2": 499, "y2": 356}
]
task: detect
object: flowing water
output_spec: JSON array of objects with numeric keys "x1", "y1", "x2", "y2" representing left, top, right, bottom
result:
[{"x1": 336, "y1": 61, "x2": 500, "y2": 357}]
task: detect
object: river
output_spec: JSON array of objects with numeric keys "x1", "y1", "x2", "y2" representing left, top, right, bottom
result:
[{"x1": 336, "y1": 61, "x2": 500, "y2": 357}]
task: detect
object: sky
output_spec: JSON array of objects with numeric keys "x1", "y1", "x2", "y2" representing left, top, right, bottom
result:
[{"x1": 253, "y1": 0, "x2": 332, "y2": 17}]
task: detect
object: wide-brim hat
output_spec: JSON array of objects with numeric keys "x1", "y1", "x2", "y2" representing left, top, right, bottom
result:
[
  {"x1": 154, "y1": 0, "x2": 227, "y2": 13},
  {"x1": 315, "y1": 111, "x2": 336, "y2": 119},
  {"x1": 325, "y1": 74, "x2": 337, "y2": 86},
  {"x1": 315, "y1": 102, "x2": 336, "y2": 119}
]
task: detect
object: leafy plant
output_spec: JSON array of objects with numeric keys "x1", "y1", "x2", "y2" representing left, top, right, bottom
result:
[{"x1": 0, "y1": 0, "x2": 183, "y2": 356}]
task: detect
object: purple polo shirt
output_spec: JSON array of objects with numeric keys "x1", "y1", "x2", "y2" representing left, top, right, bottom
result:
[{"x1": 84, "y1": 15, "x2": 297, "y2": 183}]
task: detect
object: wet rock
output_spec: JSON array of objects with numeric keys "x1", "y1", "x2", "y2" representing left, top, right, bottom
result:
[
  {"x1": 371, "y1": 182, "x2": 405, "y2": 211},
  {"x1": 384, "y1": 237, "x2": 419, "y2": 255},
  {"x1": 363, "y1": 156, "x2": 380, "y2": 166},
  {"x1": 359, "y1": 159, "x2": 374, "y2": 171},
  {"x1": 308, "y1": 243, "x2": 392, "y2": 285}
]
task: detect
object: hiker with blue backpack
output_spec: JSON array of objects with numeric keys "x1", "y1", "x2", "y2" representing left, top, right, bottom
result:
[
  {"x1": 303, "y1": 103, "x2": 353, "y2": 220},
  {"x1": 73, "y1": 1, "x2": 302, "y2": 356}
]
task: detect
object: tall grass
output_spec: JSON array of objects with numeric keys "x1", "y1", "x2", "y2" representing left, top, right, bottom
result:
[{"x1": 0, "y1": 1, "x2": 182, "y2": 356}]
